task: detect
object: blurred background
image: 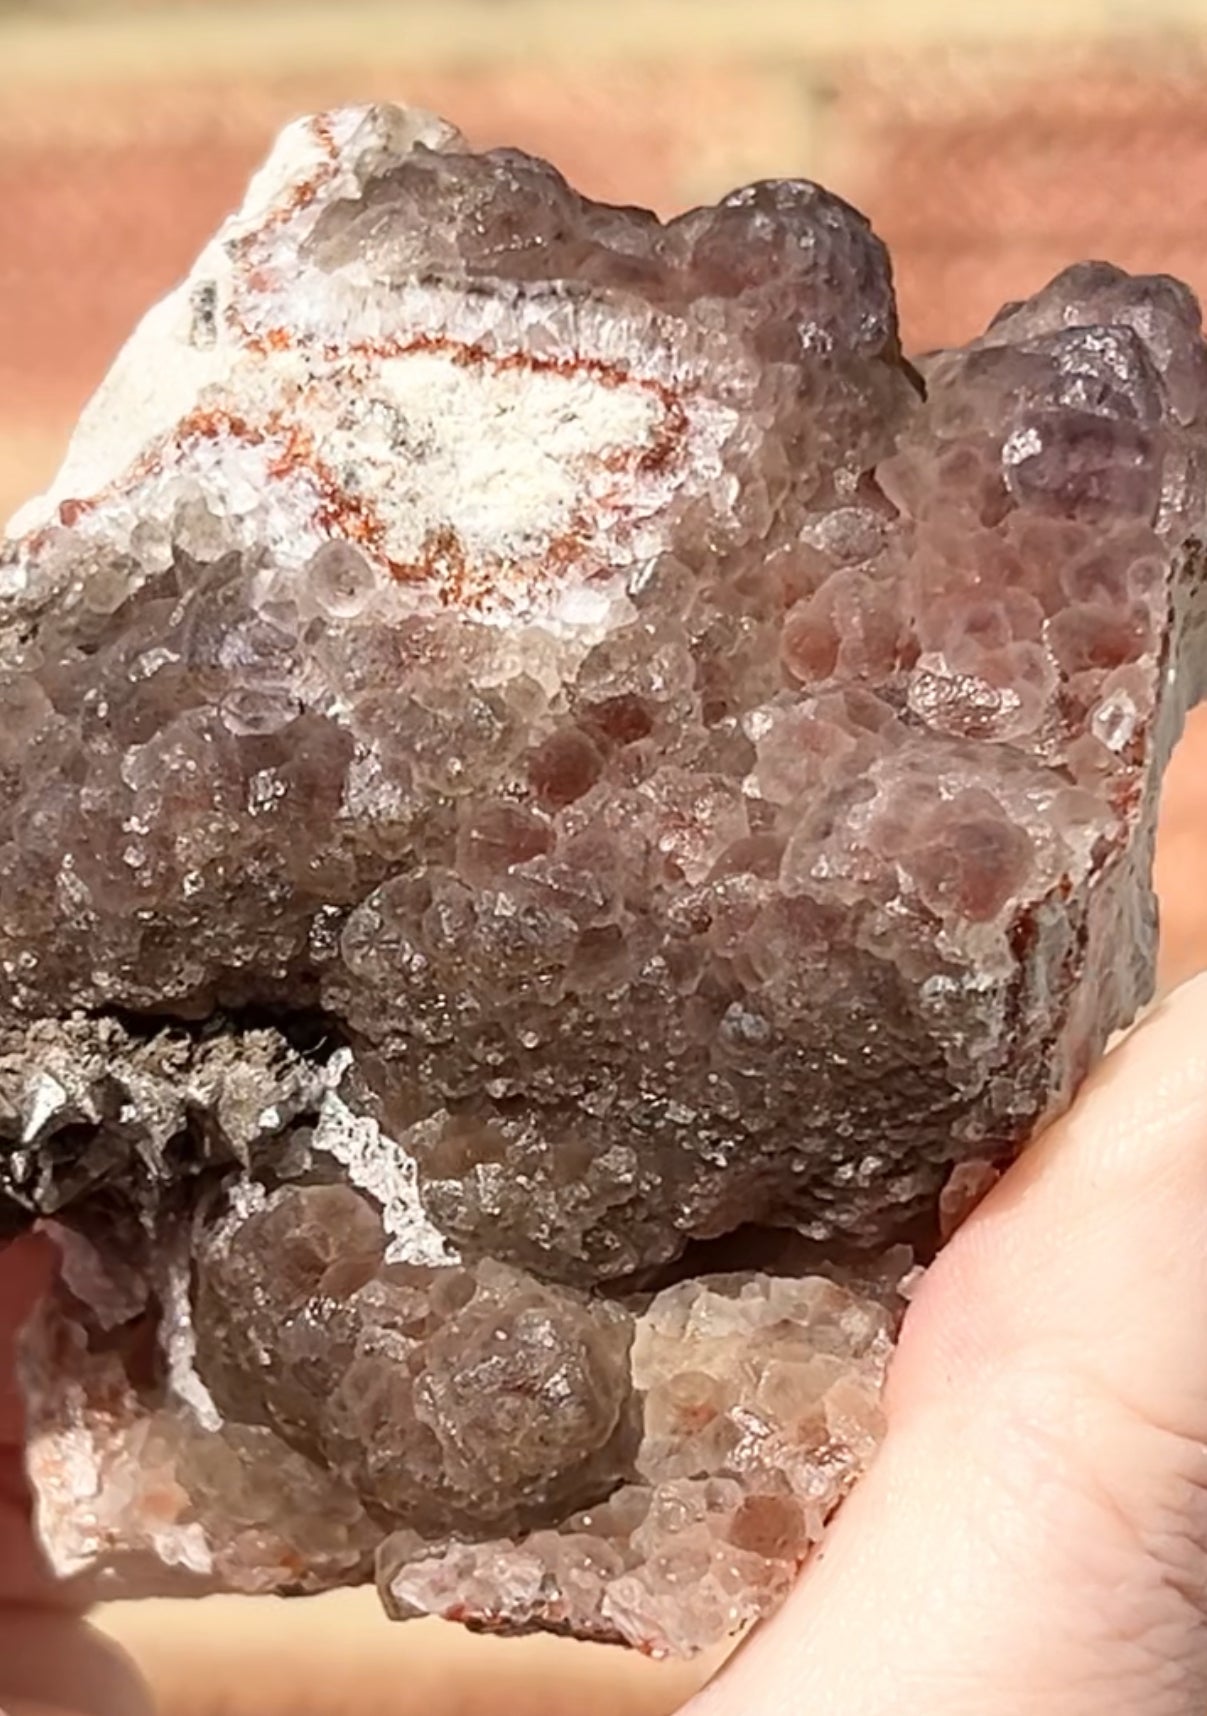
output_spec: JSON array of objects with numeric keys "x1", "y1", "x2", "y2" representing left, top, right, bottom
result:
[{"x1": 3, "y1": 0, "x2": 1207, "y2": 1710}]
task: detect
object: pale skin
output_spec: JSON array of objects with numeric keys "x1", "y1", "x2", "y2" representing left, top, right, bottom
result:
[{"x1": 5, "y1": 975, "x2": 1207, "y2": 1716}]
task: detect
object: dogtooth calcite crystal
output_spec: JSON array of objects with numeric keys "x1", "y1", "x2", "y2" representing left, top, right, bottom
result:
[{"x1": 1, "y1": 102, "x2": 1206, "y2": 1655}]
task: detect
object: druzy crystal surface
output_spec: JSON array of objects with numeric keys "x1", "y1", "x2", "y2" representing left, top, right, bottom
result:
[{"x1": 2, "y1": 103, "x2": 1207, "y2": 1655}]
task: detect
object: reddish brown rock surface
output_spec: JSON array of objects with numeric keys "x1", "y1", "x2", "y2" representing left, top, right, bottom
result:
[{"x1": 2, "y1": 103, "x2": 1206, "y2": 1655}]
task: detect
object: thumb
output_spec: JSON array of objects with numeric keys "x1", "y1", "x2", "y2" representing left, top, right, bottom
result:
[
  {"x1": 0, "y1": 1235, "x2": 152, "y2": 1716},
  {"x1": 695, "y1": 971, "x2": 1207, "y2": 1716}
]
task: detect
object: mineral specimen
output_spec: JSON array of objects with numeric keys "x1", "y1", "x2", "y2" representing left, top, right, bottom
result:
[{"x1": 2, "y1": 102, "x2": 1206, "y2": 1655}]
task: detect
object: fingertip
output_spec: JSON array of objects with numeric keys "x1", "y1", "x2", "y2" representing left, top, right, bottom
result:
[
  {"x1": 0, "y1": 1231, "x2": 58, "y2": 1454},
  {"x1": 888, "y1": 970, "x2": 1207, "y2": 1420},
  {"x1": 0, "y1": 1234, "x2": 58, "y2": 1317},
  {"x1": 0, "y1": 1615, "x2": 153, "y2": 1716}
]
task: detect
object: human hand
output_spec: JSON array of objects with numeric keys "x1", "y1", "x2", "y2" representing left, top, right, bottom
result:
[
  {"x1": 697, "y1": 972, "x2": 1207, "y2": 1716},
  {"x1": 5, "y1": 977, "x2": 1207, "y2": 1716}
]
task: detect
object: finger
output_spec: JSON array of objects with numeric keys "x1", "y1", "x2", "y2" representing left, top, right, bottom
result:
[
  {"x1": 0, "y1": 1234, "x2": 84, "y2": 1609},
  {"x1": 0, "y1": 1234, "x2": 57, "y2": 1445},
  {"x1": 0, "y1": 1234, "x2": 90, "y2": 1610},
  {"x1": 0, "y1": 1611, "x2": 154, "y2": 1716},
  {"x1": 0, "y1": 1235, "x2": 152, "y2": 1716},
  {"x1": 694, "y1": 971, "x2": 1207, "y2": 1716}
]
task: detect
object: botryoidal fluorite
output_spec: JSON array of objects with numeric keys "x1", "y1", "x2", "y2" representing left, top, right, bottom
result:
[{"x1": 1, "y1": 103, "x2": 1206, "y2": 1655}]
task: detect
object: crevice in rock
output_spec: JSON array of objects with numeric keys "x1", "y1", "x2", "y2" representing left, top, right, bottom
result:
[
  {"x1": 607, "y1": 1206, "x2": 939, "y2": 1300},
  {"x1": 90, "y1": 999, "x2": 350, "y2": 1064}
]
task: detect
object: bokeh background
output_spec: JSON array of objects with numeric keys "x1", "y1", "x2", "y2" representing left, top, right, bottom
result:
[{"x1": 3, "y1": 0, "x2": 1207, "y2": 1710}]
